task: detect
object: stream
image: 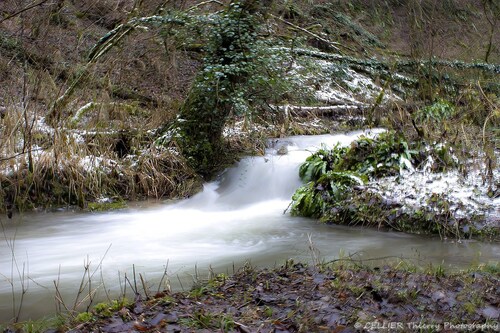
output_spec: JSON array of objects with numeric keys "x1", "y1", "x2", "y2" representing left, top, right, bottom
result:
[{"x1": 1, "y1": 129, "x2": 499, "y2": 322}]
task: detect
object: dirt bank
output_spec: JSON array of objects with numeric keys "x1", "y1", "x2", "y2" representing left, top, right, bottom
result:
[{"x1": 35, "y1": 261, "x2": 499, "y2": 333}]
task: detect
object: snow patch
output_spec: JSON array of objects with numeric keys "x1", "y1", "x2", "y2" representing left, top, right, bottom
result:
[{"x1": 375, "y1": 166, "x2": 499, "y2": 224}]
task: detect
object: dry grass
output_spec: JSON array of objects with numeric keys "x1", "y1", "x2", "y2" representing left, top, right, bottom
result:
[
  {"x1": 0, "y1": 0, "x2": 206, "y2": 212},
  {"x1": 0, "y1": 77, "x2": 201, "y2": 212},
  {"x1": 0, "y1": 128, "x2": 202, "y2": 211}
]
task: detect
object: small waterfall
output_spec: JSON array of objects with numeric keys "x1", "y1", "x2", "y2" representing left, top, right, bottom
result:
[{"x1": 184, "y1": 130, "x2": 387, "y2": 208}]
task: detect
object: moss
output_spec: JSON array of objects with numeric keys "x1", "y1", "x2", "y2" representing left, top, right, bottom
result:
[
  {"x1": 462, "y1": 302, "x2": 477, "y2": 315},
  {"x1": 74, "y1": 311, "x2": 94, "y2": 323},
  {"x1": 87, "y1": 200, "x2": 127, "y2": 212},
  {"x1": 94, "y1": 299, "x2": 132, "y2": 318}
]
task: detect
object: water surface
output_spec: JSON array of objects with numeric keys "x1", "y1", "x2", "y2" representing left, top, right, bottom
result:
[{"x1": 1, "y1": 130, "x2": 498, "y2": 322}]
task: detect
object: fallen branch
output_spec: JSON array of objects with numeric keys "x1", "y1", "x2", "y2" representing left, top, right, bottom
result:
[
  {"x1": 87, "y1": 15, "x2": 186, "y2": 62},
  {"x1": 276, "y1": 104, "x2": 364, "y2": 117},
  {"x1": 275, "y1": 47, "x2": 500, "y2": 74},
  {"x1": 270, "y1": 14, "x2": 342, "y2": 53}
]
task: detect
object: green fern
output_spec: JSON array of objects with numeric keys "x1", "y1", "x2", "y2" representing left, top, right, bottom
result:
[
  {"x1": 291, "y1": 170, "x2": 365, "y2": 218},
  {"x1": 290, "y1": 182, "x2": 325, "y2": 218},
  {"x1": 299, "y1": 144, "x2": 348, "y2": 182}
]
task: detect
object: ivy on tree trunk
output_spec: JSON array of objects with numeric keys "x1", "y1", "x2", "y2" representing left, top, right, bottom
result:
[{"x1": 170, "y1": 0, "x2": 270, "y2": 176}]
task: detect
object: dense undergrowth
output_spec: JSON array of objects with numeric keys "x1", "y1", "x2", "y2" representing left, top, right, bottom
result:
[
  {"x1": 287, "y1": 81, "x2": 499, "y2": 240},
  {"x1": 290, "y1": 127, "x2": 498, "y2": 240}
]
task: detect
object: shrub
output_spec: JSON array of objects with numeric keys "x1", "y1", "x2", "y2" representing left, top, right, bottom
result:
[{"x1": 290, "y1": 130, "x2": 466, "y2": 238}]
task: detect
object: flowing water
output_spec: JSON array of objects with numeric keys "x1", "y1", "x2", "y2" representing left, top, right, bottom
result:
[{"x1": 1, "y1": 130, "x2": 499, "y2": 322}]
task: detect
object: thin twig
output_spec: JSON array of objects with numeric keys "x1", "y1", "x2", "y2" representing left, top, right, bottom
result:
[
  {"x1": 0, "y1": 147, "x2": 46, "y2": 163},
  {"x1": 0, "y1": 0, "x2": 50, "y2": 24},
  {"x1": 72, "y1": 256, "x2": 91, "y2": 311},
  {"x1": 2, "y1": 221, "x2": 30, "y2": 322},
  {"x1": 176, "y1": 274, "x2": 185, "y2": 292},
  {"x1": 133, "y1": 264, "x2": 138, "y2": 294},
  {"x1": 156, "y1": 260, "x2": 170, "y2": 294},
  {"x1": 187, "y1": 0, "x2": 223, "y2": 12},
  {"x1": 477, "y1": 81, "x2": 498, "y2": 148},
  {"x1": 139, "y1": 273, "x2": 150, "y2": 299},
  {"x1": 270, "y1": 14, "x2": 342, "y2": 53}
]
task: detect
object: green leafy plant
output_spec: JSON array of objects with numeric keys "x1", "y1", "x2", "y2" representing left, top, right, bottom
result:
[
  {"x1": 298, "y1": 131, "x2": 416, "y2": 183},
  {"x1": 291, "y1": 182, "x2": 325, "y2": 218},
  {"x1": 415, "y1": 99, "x2": 456, "y2": 123},
  {"x1": 318, "y1": 171, "x2": 365, "y2": 200},
  {"x1": 299, "y1": 144, "x2": 348, "y2": 182},
  {"x1": 292, "y1": 131, "x2": 415, "y2": 219},
  {"x1": 291, "y1": 170, "x2": 364, "y2": 218},
  {"x1": 289, "y1": 130, "x2": 479, "y2": 239},
  {"x1": 339, "y1": 131, "x2": 417, "y2": 178}
]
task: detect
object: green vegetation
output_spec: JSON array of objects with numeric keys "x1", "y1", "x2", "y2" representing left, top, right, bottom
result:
[
  {"x1": 415, "y1": 99, "x2": 457, "y2": 123},
  {"x1": 0, "y1": 316, "x2": 65, "y2": 333},
  {"x1": 165, "y1": 0, "x2": 270, "y2": 174},
  {"x1": 290, "y1": 129, "x2": 497, "y2": 240},
  {"x1": 160, "y1": 0, "x2": 313, "y2": 175},
  {"x1": 0, "y1": 0, "x2": 498, "y2": 330},
  {"x1": 93, "y1": 299, "x2": 133, "y2": 318},
  {"x1": 291, "y1": 130, "x2": 423, "y2": 218},
  {"x1": 179, "y1": 310, "x2": 236, "y2": 331},
  {"x1": 87, "y1": 199, "x2": 127, "y2": 212},
  {"x1": 74, "y1": 312, "x2": 93, "y2": 323}
]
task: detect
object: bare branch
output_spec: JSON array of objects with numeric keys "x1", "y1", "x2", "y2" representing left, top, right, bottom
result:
[
  {"x1": 0, "y1": 0, "x2": 50, "y2": 24},
  {"x1": 270, "y1": 14, "x2": 343, "y2": 53},
  {"x1": 187, "y1": 0, "x2": 224, "y2": 12}
]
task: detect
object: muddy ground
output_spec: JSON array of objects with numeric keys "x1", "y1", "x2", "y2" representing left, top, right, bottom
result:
[{"x1": 36, "y1": 261, "x2": 499, "y2": 333}]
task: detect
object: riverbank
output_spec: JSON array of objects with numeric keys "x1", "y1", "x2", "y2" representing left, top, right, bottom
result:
[
  {"x1": 288, "y1": 129, "x2": 500, "y2": 241},
  {"x1": 4, "y1": 260, "x2": 499, "y2": 333}
]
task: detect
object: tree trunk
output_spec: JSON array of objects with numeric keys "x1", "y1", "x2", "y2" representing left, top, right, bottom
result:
[{"x1": 170, "y1": 0, "x2": 270, "y2": 176}]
